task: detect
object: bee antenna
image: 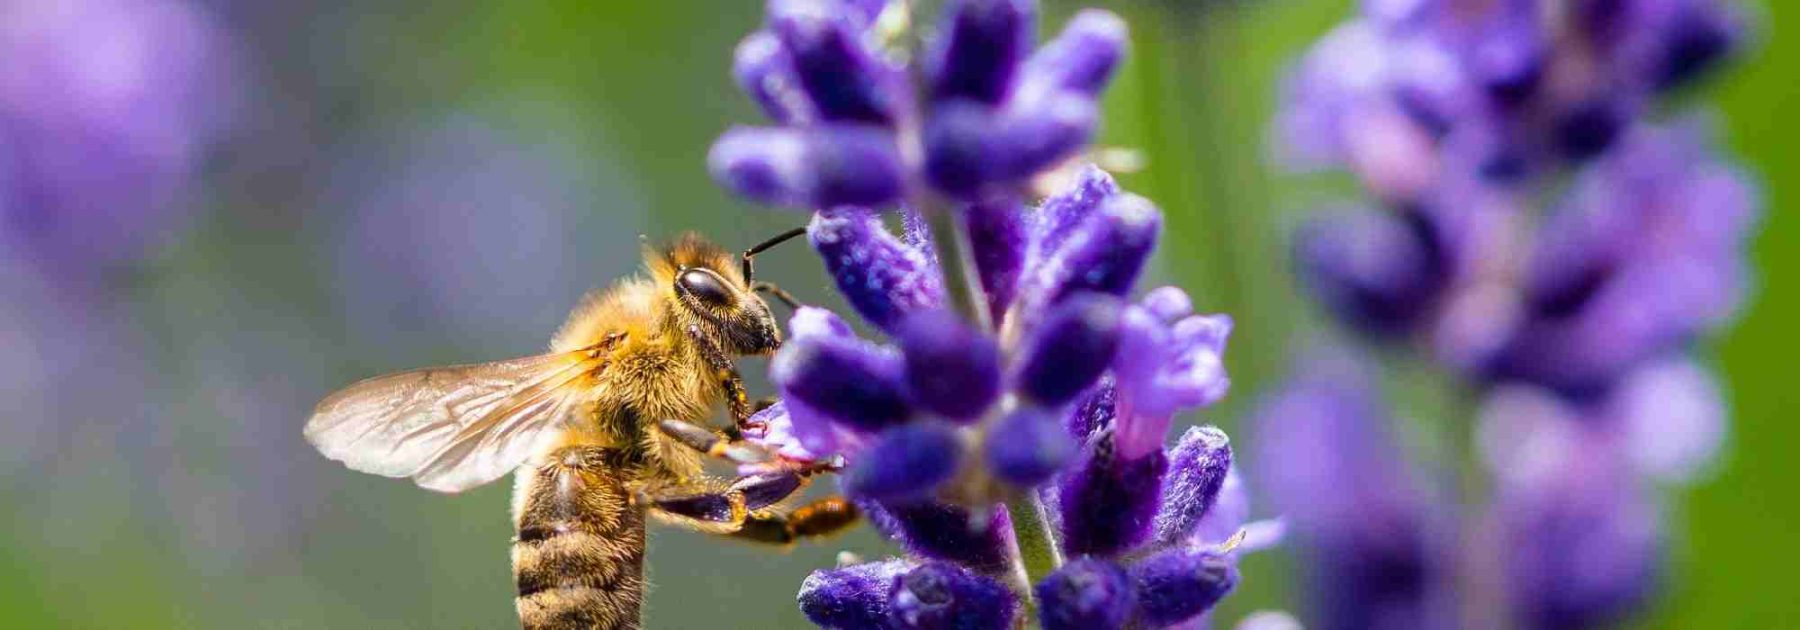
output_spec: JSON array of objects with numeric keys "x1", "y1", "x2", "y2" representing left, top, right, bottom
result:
[{"x1": 741, "y1": 226, "x2": 808, "y2": 284}]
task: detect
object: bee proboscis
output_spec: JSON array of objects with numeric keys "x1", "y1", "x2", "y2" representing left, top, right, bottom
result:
[{"x1": 305, "y1": 230, "x2": 857, "y2": 630}]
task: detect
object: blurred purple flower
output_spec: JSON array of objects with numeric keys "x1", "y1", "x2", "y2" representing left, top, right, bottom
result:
[
  {"x1": 1477, "y1": 386, "x2": 1666, "y2": 630},
  {"x1": 1252, "y1": 351, "x2": 1451, "y2": 630},
  {"x1": 1275, "y1": 0, "x2": 1748, "y2": 191},
  {"x1": 321, "y1": 111, "x2": 645, "y2": 357},
  {"x1": 0, "y1": 0, "x2": 240, "y2": 275}
]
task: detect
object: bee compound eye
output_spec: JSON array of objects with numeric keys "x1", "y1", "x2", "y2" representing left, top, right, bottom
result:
[{"x1": 679, "y1": 269, "x2": 733, "y2": 307}]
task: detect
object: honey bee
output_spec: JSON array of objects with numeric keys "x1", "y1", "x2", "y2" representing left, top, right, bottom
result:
[{"x1": 304, "y1": 230, "x2": 858, "y2": 630}]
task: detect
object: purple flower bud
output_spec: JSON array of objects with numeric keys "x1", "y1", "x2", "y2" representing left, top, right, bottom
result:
[
  {"x1": 862, "y1": 500, "x2": 1015, "y2": 573},
  {"x1": 923, "y1": 99, "x2": 1000, "y2": 197},
  {"x1": 929, "y1": 0, "x2": 1034, "y2": 105},
  {"x1": 790, "y1": 305, "x2": 859, "y2": 340},
  {"x1": 1036, "y1": 558, "x2": 1134, "y2": 630},
  {"x1": 768, "y1": 0, "x2": 900, "y2": 125},
  {"x1": 772, "y1": 330, "x2": 911, "y2": 432},
  {"x1": 1058, "y1": 430, "x2": 1169, "y2": 557},
  {"x1": 963, "y1": 197, "x2": 1029, "y2": 322},
  {"x1": 1293, "y1": 205, "x2": 1448, "y2": 336},
  {"x1": 1140, "y1": 285, "x2": 1194, "y2": 321},
  {"x1": 889, "y1": 562, "x2": 1018, "y2": 630},
  {"x1": 845, "y1": 423, "x2": 964, "y2": 501},
  {"x1": 799, "y1": 559, "x2": 911, "y2": 629},
  {"x1": 1037, "y1": 164, "x2": 1121, "y2": 256},
  {"x1": 1653, "y1": 0, "x2": 1741, "y2": 90},
  {"x1": 1014, "y1": 9, "x2": 1128, "y2": 104},
  {"x1": 1013, "y1": 292, "x2": 1123, "y2": 406},
  {"x1": 1555, "y1": 99, "x2": 1627, "y2": 161},
  {"x1": 984, "y1": 404, "x2": 1077, "y2": 487},
  {"x1": 733, "y1": 31, "x2": 813, "y2": 124},
  {"x1": 709, "y1": 125, "x2": 904, "y2": 208},
  {"x1": 992, "y1": 92, "x2": 1099, "y2": 181},
  {"x1": 899, "y1": 309, "x2": 1002, "y2": 421},
  {"x1": 1130, "y1": 548, "x2": 1239, "y2": 626},
  {"x1": 926, "y1": 98, "x2": 1101, "y2": 198},
  {"x1": 1018, "y1": 192, "x2": 1161, "y2": 312},
  {"x1": 810, "y1": 208, "x2": 946, "y2": 334},
  {"x1": 1153, "y1": 426, "x2": 1233, "y2": 547},
  {"x1": 1471, "y1": 18, "x2": 1546, "y2": 107}
]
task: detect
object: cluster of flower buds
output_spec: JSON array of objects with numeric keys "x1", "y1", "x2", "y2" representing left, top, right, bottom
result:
[
  {"x1": 792, "y1": 421, "x2": 1277, "y2": 630},
  {"x1": 709, "y1": 0, "x2": 1276, "y2": 627},
  {"x1": 1263, "y1": 1, "x2": 1758, "y2": 627},
  {"x1": 708, "y1": 0, "x2": 1127, "y2": 208}
]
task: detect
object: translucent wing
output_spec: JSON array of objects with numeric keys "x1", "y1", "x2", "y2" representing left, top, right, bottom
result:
[{"x1": 304, "y1": 346, "x2": 610, "y2": 493}]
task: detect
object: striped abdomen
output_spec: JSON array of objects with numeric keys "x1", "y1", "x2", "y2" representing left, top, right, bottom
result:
[{"x1": 512, "y1": 444, "x2": 646, "y2": 630}]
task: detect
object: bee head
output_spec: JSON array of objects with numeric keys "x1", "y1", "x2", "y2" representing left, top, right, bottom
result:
[{"x1": 649, "y1": 233, "x2": 781, "y2": 355}]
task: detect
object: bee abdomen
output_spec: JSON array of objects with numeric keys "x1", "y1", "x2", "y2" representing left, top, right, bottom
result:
[{"x1": 513, "y1": 445, "x2": 647, "y2": 630}]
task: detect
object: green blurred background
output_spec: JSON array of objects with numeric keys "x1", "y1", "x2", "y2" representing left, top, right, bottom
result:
[{"x1": 1, "y1": 0, "x2": 1791, "y2": 627}]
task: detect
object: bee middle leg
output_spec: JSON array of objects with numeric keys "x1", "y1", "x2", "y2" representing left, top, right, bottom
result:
[
  {"x1": 728, "y1": 496, "x2": 861, "y2": 546},
  {"x1": 640, "y1": 471, "x2": 859, "y2": 546}
]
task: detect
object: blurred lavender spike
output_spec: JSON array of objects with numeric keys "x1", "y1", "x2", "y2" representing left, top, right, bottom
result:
[{"x1": 1253, "y1": 351, "x2": 1449, "y2": 630}]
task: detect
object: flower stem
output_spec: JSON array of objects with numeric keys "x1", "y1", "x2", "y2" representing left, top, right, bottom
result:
[
  {"x1": 1004, "y1": 491, "x2": 1062, "y2": 604},
  {"x1": 923, "y1": 195, "x2": 992, "y2": 331}
]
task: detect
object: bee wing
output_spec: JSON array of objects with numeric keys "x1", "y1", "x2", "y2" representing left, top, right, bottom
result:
[{"x1": 304, "y1": 348, "x2": 608, "y2": 493}]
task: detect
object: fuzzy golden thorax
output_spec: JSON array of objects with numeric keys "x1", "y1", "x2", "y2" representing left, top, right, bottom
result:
[{"x1": 646, "y1": 233, "x2": 781, "y2": 356}]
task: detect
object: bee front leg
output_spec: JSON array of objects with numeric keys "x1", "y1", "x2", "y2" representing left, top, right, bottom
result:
[
  {"x1": 658, "y1": 418, "x2": 771, "y2": 465},
  {"x1": 685, "y1": 325, "x2": 759, "y2": 436}
]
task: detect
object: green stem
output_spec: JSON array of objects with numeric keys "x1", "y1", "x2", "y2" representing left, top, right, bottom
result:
[
  {"x1": 924, "y1": 196, "x2": 993, "y2": 331},
  {"x1": 1004, "y1": 491, "x2": 1063, "y2": 598}
]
